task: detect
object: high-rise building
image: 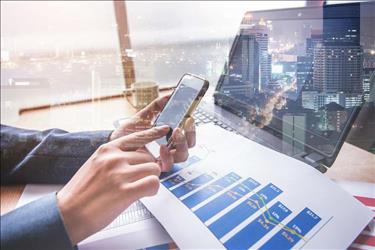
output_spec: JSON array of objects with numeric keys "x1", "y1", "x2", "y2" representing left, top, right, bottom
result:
[
  {"x1": 297, "y1": 56, "x2": 314, "y2": 92},
  {"x1": 323, "y1": 3, "x2": 360, "y2": 46},
  {"x1": 344, "y1": 94, "x2": 363, "y2": 108},
  {"x1": 296, "y1": 30, "x2": 321, "y2": 106},
  {"x1": 313, "y1": 45, "x2": 363, "y2": 93},
  {"x1": 227, "y1": 34, "x2": 259, "y2": 98},
  {"x1": 306, "y1": 30, "x2": 323, "y2": 57},
  {"x1": 302, "y1": 91, "x2": 318, "y2": 110},
  {"x1": 297, "y1": 30, "x2": 322, "y2": 97},
  {"x1": 312, "y1": 3, "x2": 363, "y2": 95},
  {"x1": 368, "y1": 69, "x2": 375, "y2": 102},
  {"x1": 240, "y1": 17, "x2": 271, "y2": 91},
  {"x1": 319, "y1": 102, "x2": 348, "y2": 132},
  {"x1": 363, "y1": 68, "x2": 374, "y2": 102},
  {"x1": 302, "y1": 91, "x2": 346, "y2": 111},
  {"x1": 363, "y1": 51, "x2": 375, "y2": 102},
  {"x1": 315, "y1": 92, "x2": 345, "y2": 111}
]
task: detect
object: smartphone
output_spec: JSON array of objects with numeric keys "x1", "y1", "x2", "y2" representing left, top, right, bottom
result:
[{"x1": 146, "y1": 73, "x2": 209, "y2": 157}]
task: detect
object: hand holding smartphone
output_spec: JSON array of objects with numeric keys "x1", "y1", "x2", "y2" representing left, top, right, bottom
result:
[{"x1": 146, "y1": 73, "x2": 209, "y2": 158}]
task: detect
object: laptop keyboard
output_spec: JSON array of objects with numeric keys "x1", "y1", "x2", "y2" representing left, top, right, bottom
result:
[
  {"x1": 103, "y1": 201, "x2": 153, "y2": 231},
  {"x1": 193, "y1": 108, "x2": 326, "y2": 171},
  {"x1": 193, "y1": 108, "x2": 235, "y2": 132}
]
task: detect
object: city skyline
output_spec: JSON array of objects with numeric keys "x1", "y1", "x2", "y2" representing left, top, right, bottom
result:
[
  {"x1": 215, "y1": 1, "x2": 374, "y2": 157},
  {"x1": 1, "y1": 1, "x2": 374, "y2": 157}
]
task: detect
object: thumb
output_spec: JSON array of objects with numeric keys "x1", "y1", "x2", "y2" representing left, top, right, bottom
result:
[
  {"x1": 137, "y1": 95, "x2": 170, "y2": 120},
  {"x1": 113, "y1": 125, "x2": 170, "y2": 151}
]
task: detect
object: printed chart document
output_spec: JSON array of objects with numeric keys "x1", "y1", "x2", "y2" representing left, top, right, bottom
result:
[
  {"x1": 142, "y1": 124, "x2": 373, "y2": 249},
  {"x1": 16, "y1": 185, "x2": 172, "y2": 249}
]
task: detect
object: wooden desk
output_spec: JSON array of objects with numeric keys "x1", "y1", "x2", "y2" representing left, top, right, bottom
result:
[{"x1": 1, "y1": 94, "x2": 374, "y2": 215}]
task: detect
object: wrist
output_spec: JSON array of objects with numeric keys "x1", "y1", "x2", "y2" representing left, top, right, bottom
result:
[{"x1": 56, "y1": 191, "x2": 87, "y2": 245}]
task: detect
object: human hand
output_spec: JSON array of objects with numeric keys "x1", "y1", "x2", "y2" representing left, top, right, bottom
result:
[
  {"x1": 110, "y1": 95, "x2": 196, "y2": 171},
  {"x1": 57, "y1": 126, "x2": 169, "y2": 245}
]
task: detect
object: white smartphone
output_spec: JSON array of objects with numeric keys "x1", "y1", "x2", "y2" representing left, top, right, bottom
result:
[{"x1": 146, "y1": 73, "x2": 209, "y2": 158}]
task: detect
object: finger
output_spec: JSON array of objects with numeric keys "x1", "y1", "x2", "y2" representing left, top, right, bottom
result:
[
  {"x1": 122, "y1": 162, "x2": 161, "y2": 183},
  {"x1": 137, "y1": 95, "x2": 171, "y2": 120},
  {"x1": 128, "y1": 116, "x2": 153, "y2": 131},
  {"x1": 159, "y1": 144, "x2": 174, "y2": 172},
  {"x1": 184, "y1": 117, "x2": 196, "y2": 148},
  {"x1": 127, "y1": 175, "x2": 160, "y2": 200},
  {"x1": 114, "y1": 125, "x2": 170, "y2": 151},
  {"x1": 122, "y1": 151, "x2": 155, "y2": 165},
  {"x1": 170, "y1": 128, "x2": 189, "y2": 163},
  {"x1": 117, "y1": 117, "x2": 151, "y2": 135}
]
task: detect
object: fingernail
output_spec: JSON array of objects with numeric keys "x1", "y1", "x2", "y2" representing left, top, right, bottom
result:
[
  {"x1": 178, "y1": 128, "x2": 185, "y2": 136},
  {"x1": 174, "y1": 128, "x2": 183, "y2": 141}
]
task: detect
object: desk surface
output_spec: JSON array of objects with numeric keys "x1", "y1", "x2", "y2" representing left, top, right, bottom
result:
[{"x1": 1, "y1": 93, "x2": 374, "y2": 215}]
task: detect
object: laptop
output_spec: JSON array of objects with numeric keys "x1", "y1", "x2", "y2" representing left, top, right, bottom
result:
[{"x1": 193, "y1": 1, "x2": 374, "y2": 173}]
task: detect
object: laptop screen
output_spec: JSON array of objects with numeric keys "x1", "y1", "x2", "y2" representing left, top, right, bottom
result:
[{"x1": 214, "y1": 2, "x2": 374, "y2": 159}]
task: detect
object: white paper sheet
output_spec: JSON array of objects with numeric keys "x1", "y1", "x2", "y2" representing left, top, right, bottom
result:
[
  {"x1": 16, "y1": 185, "x2": 172, "y2": 249},
  {"x1": 142, "y1": 124, "x2": 373, "y2": 249}
]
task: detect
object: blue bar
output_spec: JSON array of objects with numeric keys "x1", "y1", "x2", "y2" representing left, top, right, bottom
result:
[
  {"x1": 194, "y1": 177, "x2": 260, "y2": 222},
  {"x1": 171, "y1": 173, "x2": 214, "y2": 198},
  {"x1": 160, "y1": 156, "x2": 201, "y2": 179},
  {"x1": 224, "y1": 201, "x2": 292, "y2": 249},
  {"x1": 208, "y1": 183, "x2": 282, "y2": 239},
  {"x1": 260, "y1": 208, "x2": 321, "y2": 250},
  {"x1": 181, "y1": 172, "x2": 241, "y2": 208},
  {"x1": 162, "y1": 174, "x2": 185, "y2": 189}
]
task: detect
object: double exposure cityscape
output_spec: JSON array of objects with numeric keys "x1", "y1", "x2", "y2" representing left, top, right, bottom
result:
[
  {"x1": 1, "y1": 2, "x2": 374, "y2": 157},
  {"x1": 216, "y1": 2, "x2": 374, "y2": 157}
]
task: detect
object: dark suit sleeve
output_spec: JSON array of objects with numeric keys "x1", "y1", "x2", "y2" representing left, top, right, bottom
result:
[
  {"x1": 1, "y1": 125, "x2": 112, "y2": 249},
  {"x1": 1, "y1": 124, "x2": 112, "y2": 184},
  {"x1": 1, "y1": 193, "x2": 75, "y2": 250}
]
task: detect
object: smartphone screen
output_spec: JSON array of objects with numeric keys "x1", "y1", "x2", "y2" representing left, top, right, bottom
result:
[{"x1": 154, "y1": 74, "x2": 207, "y2": 145}]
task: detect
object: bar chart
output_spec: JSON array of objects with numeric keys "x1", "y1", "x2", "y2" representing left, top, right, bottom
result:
[
  {"x1": 160, "y1": 165, "x2": 323, "y2": 249},
  {"x1": 159, "y1": 156, "x2": 201, "y2": 180},
  {"x1": 141, "y1": 125, "x2": 372, "y2": 250},
  {"x1": 259, "y1": 208, "x2": 321, "y2": 249}
]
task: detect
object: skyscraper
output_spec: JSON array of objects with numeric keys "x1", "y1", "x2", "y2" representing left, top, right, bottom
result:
[
  {"x1": 319, "y1": 102, "x2": 348, "y2": 132},
  {"x1": 363, "y1": 52, "x2": 375, "y2": 102},
  {"x1": 302, "y1": 91, "x2": 318, "y2": 110},
  {"x1": 226, "y1": 34, "x2": 259, "y2": 99},
  {"x1": 240, "y1": 17, "x2": 271, "y2": 91},
  {"x1": 306, "y1": 30, "x2": 323, "y2": 57},
  {"x1": 323, "y1": 3, "x2": 360, "y2": 46},
  {"x1": 297, "y1": 56, "x2": 314, "y2": 92},
  {"x1": 313, "y1": 3, "x2": 363, "y2": 94},
  {"x1": 313, "y1": 45, "x2": 363, "y2": 93},
  {"x1": 297, "y1": 30, "x2": 322, "y2": 103},
  {"x1": 362, "y1": 68, "x2": 374, "y2": 102}
]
